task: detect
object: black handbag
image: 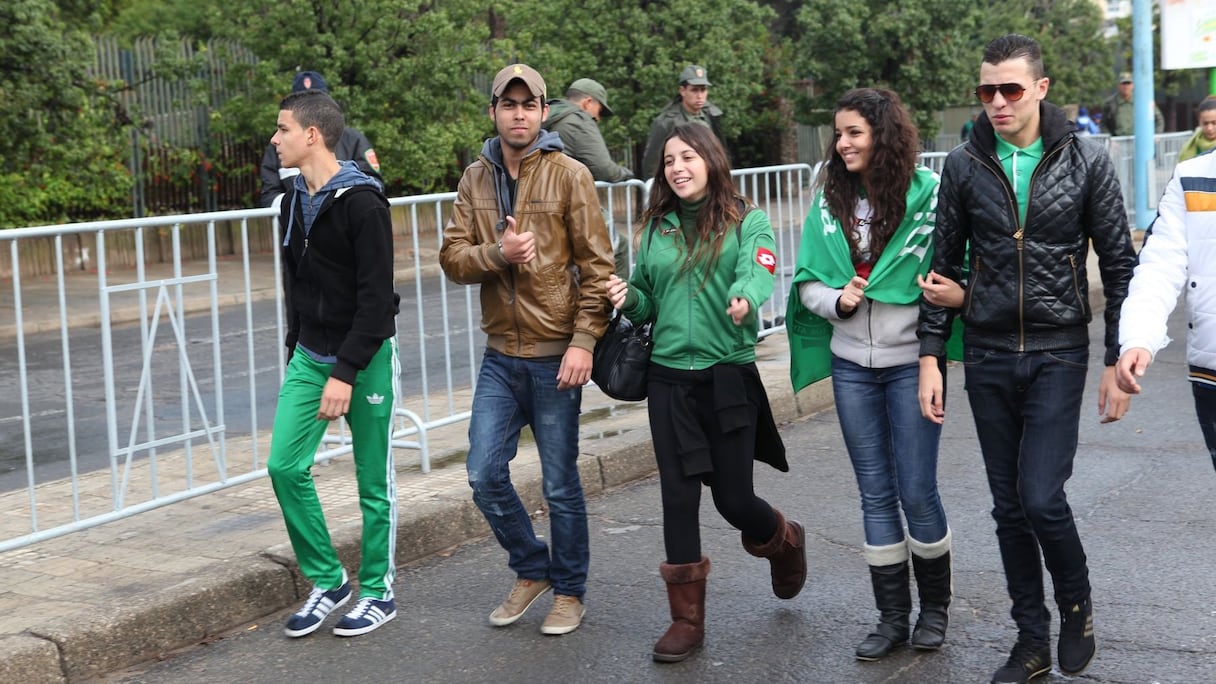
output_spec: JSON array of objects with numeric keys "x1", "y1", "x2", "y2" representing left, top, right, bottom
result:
[{"x1": 591, "y1": 311, "x2": 652, "y2": 401}]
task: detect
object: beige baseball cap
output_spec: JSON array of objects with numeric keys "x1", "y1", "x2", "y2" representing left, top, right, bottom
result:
[{"x1": 492, "y1": 64, "x2": 547, "y2": 101}]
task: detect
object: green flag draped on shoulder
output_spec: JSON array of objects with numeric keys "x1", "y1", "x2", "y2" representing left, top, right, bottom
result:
[{"x1": 785, "y1": 165, "x2": 947, "y2": 392}]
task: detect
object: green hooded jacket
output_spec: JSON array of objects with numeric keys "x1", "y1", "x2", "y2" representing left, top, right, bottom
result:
[{"x1": 622, "y1": 205, "x2": 776, "y2": 370}]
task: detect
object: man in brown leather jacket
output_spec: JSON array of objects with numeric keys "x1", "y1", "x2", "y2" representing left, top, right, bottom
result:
[{"x1": 439, "y1": 63, "x2": 613, "y2": 638}]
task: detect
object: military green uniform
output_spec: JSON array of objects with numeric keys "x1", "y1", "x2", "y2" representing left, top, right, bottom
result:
[
  {"x1": 543, "y1": 79, "x2": 635, "y2": 277},
  {"x1": 1101, "y1": 74, "x2": 1164, "y2": 137},
  {"x1": 642, "y1": 100, "x2": 725, "y2": 177},
  {"x1": 641, "y1": 65, "x2": 726, "y2": 176},
  {"x1": 543, "y1": 100, "x2": 633, "y2": 183}
]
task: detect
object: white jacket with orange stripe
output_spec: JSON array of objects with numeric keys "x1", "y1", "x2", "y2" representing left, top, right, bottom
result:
[{"x1": 1120, "y1": 150, "x2": 1216, "y2": 383}]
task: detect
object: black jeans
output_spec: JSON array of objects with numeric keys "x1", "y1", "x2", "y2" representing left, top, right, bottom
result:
[
  {"x1": 1192, "y1": 383, "x2": 1216, "y2": 472},
  {"x1": 964, "y1": 345, "x2": 1092, "y2": 643}
]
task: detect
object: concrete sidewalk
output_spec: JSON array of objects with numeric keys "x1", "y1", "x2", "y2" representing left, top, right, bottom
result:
[{"x1": 0, "y1": 329, "x2": 832, "y2": 683}]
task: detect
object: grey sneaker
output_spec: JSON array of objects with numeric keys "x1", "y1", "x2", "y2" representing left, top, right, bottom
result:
[
  {"x1": 488, "y1": 578, "x2": 552, "y2": 626},
  {"x1": 540, "y1": 594, "x2": 585, "y2": 635}
]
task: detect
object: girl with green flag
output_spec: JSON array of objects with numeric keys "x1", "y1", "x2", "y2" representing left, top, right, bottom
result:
[{"x1": 785, "y1": 88, "x2": 953, "y2": 661}]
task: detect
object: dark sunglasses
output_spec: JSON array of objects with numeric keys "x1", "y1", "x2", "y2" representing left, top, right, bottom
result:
[{"x1": 974, "y1": 83, "x2": 1029, "y2": 104}]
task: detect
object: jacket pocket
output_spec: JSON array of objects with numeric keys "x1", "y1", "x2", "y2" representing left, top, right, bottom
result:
[
  {"x1": 1067, "y1": 253, "x2": 1091, "y2": 320},
  {"x1": 964, "y1": 256, "x2": 982, "y2": 318},
  {"x1": 521, "y1": 199, "x2": 564, "y2": 215},
  {"x1": 538, "y1": 262, "x2": 575, "y2": 323}
]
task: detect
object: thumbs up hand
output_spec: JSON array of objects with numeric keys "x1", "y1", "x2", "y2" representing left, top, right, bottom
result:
[{"x1": 499, "y1": 215, "x2": 536, "y2": 264}]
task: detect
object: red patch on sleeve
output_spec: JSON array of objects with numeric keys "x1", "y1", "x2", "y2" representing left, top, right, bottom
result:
[
  {"x1": 364, "y1": 149, "x2": 381, "y2": 172},
  {"x1": 755, "y1": 247, "x2": 776, "y2": 274}
]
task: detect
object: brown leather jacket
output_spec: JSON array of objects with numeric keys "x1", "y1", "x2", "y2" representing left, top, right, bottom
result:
[{"x1": 440, "y1": 132, "x2": 613, "y2": 357}]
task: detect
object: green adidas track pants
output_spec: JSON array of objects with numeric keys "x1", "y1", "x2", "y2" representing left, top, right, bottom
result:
[{"x1": 268, "y1": 338, "x2": 399, "y2": 599}]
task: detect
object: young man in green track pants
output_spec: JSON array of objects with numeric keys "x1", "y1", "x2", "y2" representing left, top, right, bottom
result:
[{"x1": 268, "y1": 88, "x2": 401, "y2": 638}]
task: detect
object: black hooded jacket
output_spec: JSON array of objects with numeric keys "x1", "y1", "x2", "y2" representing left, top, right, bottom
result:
[
  {"x1": 280, "y1": 173, "x2": 399, "y2": 385},
  {"x1": 917, "y1": 102, "x2": 1136, "y2": 366}
]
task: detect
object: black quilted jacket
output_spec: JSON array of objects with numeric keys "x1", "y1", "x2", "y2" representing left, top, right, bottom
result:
[{"x1": 917, "y1": 102, "x2": 1136, "y2": 366}]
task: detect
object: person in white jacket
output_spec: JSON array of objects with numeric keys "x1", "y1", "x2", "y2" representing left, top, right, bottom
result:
[{"x1": 1116, "y1": 149, "x2": 1216, "y2": 469}]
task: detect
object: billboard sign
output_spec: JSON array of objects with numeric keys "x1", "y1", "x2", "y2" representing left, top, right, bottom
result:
[{"x1": 1162, "y1": 0, "x2": 1216, "y2": 70}]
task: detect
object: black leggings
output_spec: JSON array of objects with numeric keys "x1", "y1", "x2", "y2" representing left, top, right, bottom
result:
[{"x1": 648, "y1": 378, "x2": 778, "y2": 564}]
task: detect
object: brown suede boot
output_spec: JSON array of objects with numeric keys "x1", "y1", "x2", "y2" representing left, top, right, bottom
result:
[
  {"x1": 653, "y1": 556, "x2": 711, "y2": 663},
  {"x1": 741, "y1": 508, "x2": 807, "y2": 599}
]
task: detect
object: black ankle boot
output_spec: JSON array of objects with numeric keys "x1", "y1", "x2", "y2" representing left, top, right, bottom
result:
[
  {"x1": 855, "y1": 562, "x2": 911, "y2": 661},
  {"x1": 910, "y1": 550, "x2": 951, "y2": 650}
]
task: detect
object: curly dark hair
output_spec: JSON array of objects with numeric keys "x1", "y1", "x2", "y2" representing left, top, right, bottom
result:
[
  {"x1": 819, "y1": 87, "x2": 920, "y2": 264},
  {"x1": 642, "y1": 123, "x2": 747, "y2": 281}
]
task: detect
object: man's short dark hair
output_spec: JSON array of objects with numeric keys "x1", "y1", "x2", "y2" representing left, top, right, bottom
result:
[
  {"x1": 982, "y1": 34, "x2": 1046, "y2": 80},
  {"x1": 279, "y1": 90, "x2": 345, "y2": 152},
  {"x1": 566, "y1": 87, "x2": 590, "y2": 102}
]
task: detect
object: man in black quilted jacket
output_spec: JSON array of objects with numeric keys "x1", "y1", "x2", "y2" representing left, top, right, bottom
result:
[{"x1": 915, "y1": 34, "x2": 1136, "y2": 684}]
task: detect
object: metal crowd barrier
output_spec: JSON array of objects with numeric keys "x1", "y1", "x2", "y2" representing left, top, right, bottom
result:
[
  {"x1": 0, "y1": 169, "x2": 808, "y2": 551},
  {"x1": 0, "y1": 139, "x2": 1178, "y2": 551},
  {"x1": 1, "y1": 210, "x2": 284, "y2": 552},
  {"x1": 1101, "y1": 132, "x2": 1192, "y2": 220}
]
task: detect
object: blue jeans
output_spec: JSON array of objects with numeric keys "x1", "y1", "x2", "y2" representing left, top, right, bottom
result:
[
  {"x1": 964, "y1": 345, "x2": 1091, "y2": 643},
  {"x1": 465, "y1": 349, "x2": 588, "y2": 598},
  {"x1": 831, "y1": 356, "x2": 948, "y2": 548},
  {"x1": 1191, "y1": 383, "x2": 1216, "y2": 472}
]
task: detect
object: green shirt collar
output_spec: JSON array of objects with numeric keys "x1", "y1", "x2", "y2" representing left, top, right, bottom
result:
[
  {"x1": 994, "y1": 135, "x2": 1043, "y2": 227},
  {"x1": 994, "y1": 134, "x2": 1043, "y2": 162}
]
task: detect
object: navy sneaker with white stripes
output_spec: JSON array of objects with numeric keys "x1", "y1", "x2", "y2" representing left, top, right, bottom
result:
[
  {"x1": 332, "y1": 597, "x2": 397, "y2": 637},
  {"x1": 284, "y1": 570, "x2": 351, "y2": 638}
]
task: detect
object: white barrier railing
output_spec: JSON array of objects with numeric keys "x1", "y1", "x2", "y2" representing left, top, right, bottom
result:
[
  {"x1": 0, "y1": 140, "x2": 1177, "y2": 551},
  {"x1": 1102, "y1": 132, "x2": 1191, "y2": 218},
  {"x1": 0, "y1": 175, "x2": 725, "y2": 551}
]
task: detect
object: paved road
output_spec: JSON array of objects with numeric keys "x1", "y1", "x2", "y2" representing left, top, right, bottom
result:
[{"x1": 104, "y1": 314, "x2": 1216, "y2": 684}]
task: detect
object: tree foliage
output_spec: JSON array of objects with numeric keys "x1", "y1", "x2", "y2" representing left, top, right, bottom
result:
[
  {"x1": 791, "y1": 0, "x2": 1115, "y2": 138},
  {"x1": 793, "y1": 0, "x2": 980, "y2": 138},
  {"x1": 0, "y1": 0, "x2": 130, "y2": 227},
  {"x1": 5, "y1": 0, "x2": 1165, "y2": 227},
  {"x1": 497, "y1": 0, "x2": 779, "y2": 171},
  {"x1": 199, "y1": 0, "x2": 497, "y2": 196},
  {"x1": 105, "y1": 0, "x2": 211, "y2": 42},
  {"x1": 975, "y1": 0, "x2": 1109, "y2": 109}
]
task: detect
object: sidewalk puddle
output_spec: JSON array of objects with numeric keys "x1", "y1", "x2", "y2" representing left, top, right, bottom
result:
[{"x1": 579, "y1": 404, "x2": 646, "y2": 424}]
